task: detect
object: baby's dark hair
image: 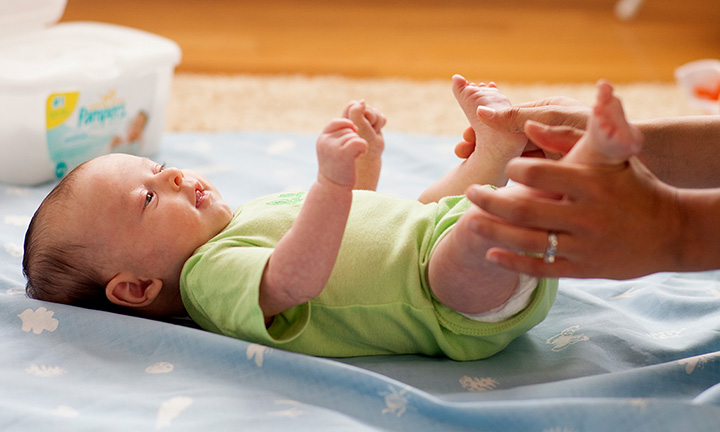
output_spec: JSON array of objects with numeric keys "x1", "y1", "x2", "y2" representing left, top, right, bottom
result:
[{"x1": 23, "y1": 163, "x2": 118, "y2": 313}]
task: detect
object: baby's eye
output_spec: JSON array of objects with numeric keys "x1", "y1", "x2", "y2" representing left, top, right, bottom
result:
[
  {"x1": 157, "y1": 163, "x2": 166, "y2": 173},
  {"x1": 144, "y1": 192, "x2": 155, "y2": 208}
]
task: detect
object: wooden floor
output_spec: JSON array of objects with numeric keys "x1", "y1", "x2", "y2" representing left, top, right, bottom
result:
[{"x1": 60, "y1": 0, "x2": 720, "y2": 83}]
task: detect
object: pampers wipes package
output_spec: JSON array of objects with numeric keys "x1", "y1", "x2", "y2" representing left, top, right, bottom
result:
[{"x1": 0, "y1": 0, "x2": 181, "y2": 185}]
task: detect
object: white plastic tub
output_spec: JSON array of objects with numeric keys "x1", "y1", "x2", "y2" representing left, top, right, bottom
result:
[
  {"x1": 675, "y1": 59, "x2": 720, "y2": 115},
  {"x1": 0, "y1": 0, "x2": 181, "y2": 185}
]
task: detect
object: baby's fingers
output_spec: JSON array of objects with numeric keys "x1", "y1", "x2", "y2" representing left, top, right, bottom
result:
[
  {"x1": 334, "y1": 131, "x2": 367, "y2": 158},
  {"x1": 323, "y1": 118, "x2": 358, "y2": 135},
  {"x1": 362, "y1": 104, "x2": 387, "y2": 132},
  {"x1": 348, "y1": 102, "x2": 375, "y2": 134}
]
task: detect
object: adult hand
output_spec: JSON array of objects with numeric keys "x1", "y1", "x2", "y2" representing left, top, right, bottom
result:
[
  {"x1": 455, "y1": 96, "x2": 592, "y2": 160},
  {"x1": 465, "y1": 155, "x2": 683, "y2": 280}
]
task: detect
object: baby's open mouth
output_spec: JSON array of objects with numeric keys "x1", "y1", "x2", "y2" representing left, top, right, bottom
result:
[{"x1": 195, "y1": 188, "x2": 205, "y2": 208}]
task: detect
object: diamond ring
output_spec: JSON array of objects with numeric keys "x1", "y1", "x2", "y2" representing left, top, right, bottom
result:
[{"x1": 544, "y1": 231, "x2": 558, "y2": 263}]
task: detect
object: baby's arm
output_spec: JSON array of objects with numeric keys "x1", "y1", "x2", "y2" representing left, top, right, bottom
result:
[{"x1": 259, "y1": 119, "x2": 368, "y2": 321}]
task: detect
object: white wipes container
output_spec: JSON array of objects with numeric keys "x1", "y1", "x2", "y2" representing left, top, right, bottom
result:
[
  {"x1": 675, "y1": 59, "x2": 720, "y2": 115},
  {"x1": 0, "y1": 0, "x2": 181, "y2": 185}
]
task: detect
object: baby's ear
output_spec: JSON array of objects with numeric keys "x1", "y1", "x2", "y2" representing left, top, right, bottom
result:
[{"x1": 105, "y1": 272, "x2": 163, "y2": 309}]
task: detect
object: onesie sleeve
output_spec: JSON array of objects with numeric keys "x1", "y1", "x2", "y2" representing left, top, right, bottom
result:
[{"x1": 181, "y1": 242, "x2": 311, "y2": 345}]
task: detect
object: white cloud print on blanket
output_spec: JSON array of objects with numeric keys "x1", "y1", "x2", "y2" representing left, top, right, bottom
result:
[
  {"x1": 16, "y1": 304, "x2": 195, "y2": 428},
  {"x1": 18, "y1": 307, "x2": 58, "y2": 334}
]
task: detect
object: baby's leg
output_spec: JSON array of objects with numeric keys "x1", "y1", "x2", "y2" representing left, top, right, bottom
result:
[
  {"x1": 343, "y1": 101, "x2": 386, "y2": 190},
  {"x1": 428, "y1": 203, "x2": 523, "y2": 315},
  {"x1": 563, "y1": 80, "x2": 643, "y2": 165}
]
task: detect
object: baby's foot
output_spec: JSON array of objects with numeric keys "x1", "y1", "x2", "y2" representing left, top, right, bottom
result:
[
  {"x1": 589, "y1": 80, "x2": 643, "y2": 162},
  {"x1": 564, "y1": 80, "x2": 643, "y2": 165},
  {"x1": 452, "y1": 75, "x2": 527, "y2": 164}
]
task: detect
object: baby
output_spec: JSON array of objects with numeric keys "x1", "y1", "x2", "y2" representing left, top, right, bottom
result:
[{"x1": 24, "y1": 75, "x2": 559, "y2": 361}]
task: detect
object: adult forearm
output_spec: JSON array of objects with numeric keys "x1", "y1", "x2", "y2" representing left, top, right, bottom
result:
[
  {"x1": 636, "y1": 116, "x2": 720, "y2": 188},
  {"x1": 676, "y1": 188, "x2": 720, "y2": 272}
]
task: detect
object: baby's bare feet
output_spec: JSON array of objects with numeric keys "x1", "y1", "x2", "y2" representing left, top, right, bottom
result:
[
  {"x1": 564, "y1": 80, "x2": 643, "y2": 165},
  {"x1": 452, "y1": 75, "x2": 526, "y2": 165},
  {"x1": 589, "y1": 80, "x2": 643, "y2": 162}
]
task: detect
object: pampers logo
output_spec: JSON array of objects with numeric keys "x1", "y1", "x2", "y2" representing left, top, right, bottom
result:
[{"x1": 77, "y1": 90, "x2": 127, "y2": 128}]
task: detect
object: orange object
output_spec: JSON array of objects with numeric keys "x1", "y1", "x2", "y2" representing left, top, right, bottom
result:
[{"x1": 693, "y1": 82, "x2": 720, "y2": 101}]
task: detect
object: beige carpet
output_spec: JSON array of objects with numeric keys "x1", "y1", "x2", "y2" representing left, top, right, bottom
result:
[{"x1": 166, "y1": 74, "x2": 703, "y2": 135}]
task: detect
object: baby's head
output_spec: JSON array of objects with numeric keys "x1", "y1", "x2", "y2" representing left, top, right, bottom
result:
[{"x1": 23, "y1": 154, "x2": 233, "y2": 317}]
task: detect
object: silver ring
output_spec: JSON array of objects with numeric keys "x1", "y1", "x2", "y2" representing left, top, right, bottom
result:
[{"x1": 544, "y1": 231, "x2": 558, "y2": 263}]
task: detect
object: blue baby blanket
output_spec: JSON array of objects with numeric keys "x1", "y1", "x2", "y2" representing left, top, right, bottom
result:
[{"x1": 1, "y1": 131, "x2": 719, "y2": 431}]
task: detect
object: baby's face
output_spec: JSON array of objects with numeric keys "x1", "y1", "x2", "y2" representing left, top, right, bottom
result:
[{"x1": 70, "y1": 154, "x2": 233, "y2": 282}]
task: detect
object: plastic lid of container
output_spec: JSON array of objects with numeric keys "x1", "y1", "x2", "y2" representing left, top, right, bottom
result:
[
  {"x1": 0, "y1": 21, "x2": 181, "y2": 89},
  {"x1": 0, "y1": 0, "x2": 67, "y2": 37}
]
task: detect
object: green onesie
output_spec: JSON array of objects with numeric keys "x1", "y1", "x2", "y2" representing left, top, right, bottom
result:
[{"x1": 180, "y1": 190, "x2": 557, "y2": 361}]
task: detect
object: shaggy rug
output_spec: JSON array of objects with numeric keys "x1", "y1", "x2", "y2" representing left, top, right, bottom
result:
[{"x1": 166, "y1": 73, "x2": 703, "y2": 136}]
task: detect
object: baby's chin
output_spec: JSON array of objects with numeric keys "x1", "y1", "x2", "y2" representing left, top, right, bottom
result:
[
  {"x1": 219, "y1": 201, "x2": 234, "y2": 223},
  {"x1": 210, "y1": 206, "x2": 234, "y2": 237}
]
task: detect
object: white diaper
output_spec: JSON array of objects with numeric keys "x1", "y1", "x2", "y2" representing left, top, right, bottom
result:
[{"x1": 459, "y1": 273, "x2": 538, "y2": 323}]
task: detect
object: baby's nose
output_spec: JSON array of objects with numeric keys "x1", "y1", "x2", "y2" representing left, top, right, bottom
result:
[{"x1": 165, "y1": 167, "x2": 184, "y2": 188}]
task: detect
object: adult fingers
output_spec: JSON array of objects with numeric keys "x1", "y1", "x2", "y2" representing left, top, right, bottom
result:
[
  {"x1": 462, "y1": 126, "x2": 475, "y2": 143},
  {"x1": 455, "y1": 140, "x2": 474, "y2": 159},
  {"x1": 485, "y1": 248, "x2": 579, "y2": 279},
  {"x1": 524, "y1": 120, "x2": 582, "y2": 157},
  {"x1": 467, "y1": 209, "x2": 586, "y2": 277},
  {"x1": 469, "y1": 209, "x2": 561, "y2": 255},
  {"x1": 466, "y1": 184, "x2": 576, "y2": 232},
  {"x1": 504, "y1": 158, "x2": 626, "y2": 201},
  {"x1": 456, "y1": 126, "x2": 537, "y2": 159},
  {"x1": 503, "y1": 159, "x2": 586, "y2": 198},
  {"x1": 480, "y1": 101, "x2": 591, "y2": 134}
]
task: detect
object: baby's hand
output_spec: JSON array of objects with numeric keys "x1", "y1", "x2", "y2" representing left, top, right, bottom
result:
[
  {"x1": 343, "y1": 100, "x2": 386, "y2": 158},
  {"x1": 341, "y1": 100, "x2": 387, "y2": 191},
  {"x1": 316, "y1": 118, "x2": 368, "y2": 188}
]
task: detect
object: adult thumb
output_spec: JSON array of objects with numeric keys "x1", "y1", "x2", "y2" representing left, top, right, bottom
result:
[{"x1": 524, "y1": 120, "x2": 583, "y2": 157}]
